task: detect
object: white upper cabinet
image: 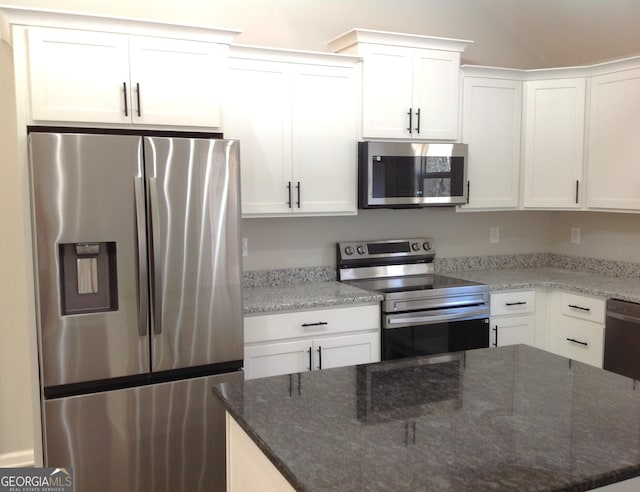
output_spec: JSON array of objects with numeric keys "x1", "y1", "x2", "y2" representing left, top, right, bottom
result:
[
  {"x1": 225, "y1": 47, "x2": 360, "y2": 216},
  {"x1": 329, "y1": 29, "x2": 470, "y2": 140},
  {"x1": 522, "y1": 78, "x2": 586, "y2": 209},
  {"x1": 26, "y1": 26, "x2": 230, "y2": 127},
  {"x1": 461, "y1": 68, "x2": 523, "y2": 209},
  {"x1": 586, "y1": 65, "x2": 640, "y2": 211}
]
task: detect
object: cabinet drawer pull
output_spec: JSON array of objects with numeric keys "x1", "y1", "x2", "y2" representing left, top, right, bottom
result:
[
  {"x1": 566, "y1": 337, "x2": 588, "y2": 347},
  {"x1": 136, "y1": 82, "x2": 142, "y2": 117},
  {"x1": 505, "y1": 301, "x2": 527, "y2": 306},
  {"x1": 568, "y1": 304, "x2": 590, "y2": 312},
  {"x1": 493, "y1": 325, "x2": 498, "y2": 347},
  {"x1": 307, "y1": 347, "x2": 312, "y2": 371},
  {"x1": 287, "y1": 181, "x2": 292, "y2": 208},
  {"x1": 123, "y1": 82, "x2": 129, "y2": 117},
  {"x1": 296, "y1": 181, "x2": 301, "y2": 208},
  {"x1": 407, "y1": 108, "x2": 413, "y2": 134},
  {"x1": 317, "y1": 346, "x2": 322, "y2": 370},
  {"x1": 301, "y1": 321, "x2": 328, "y2": 327},
  {"x1": 415, "y1": 108, "x2": 421, "y2": 134}
]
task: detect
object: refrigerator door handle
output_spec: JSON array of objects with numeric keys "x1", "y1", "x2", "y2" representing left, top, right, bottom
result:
[
  {"x1": 148, "y1": 176, "x2": 162, "y2": 335},
  {"x1": 134, "y1": 176, "x2": 149, "y2": 337}
]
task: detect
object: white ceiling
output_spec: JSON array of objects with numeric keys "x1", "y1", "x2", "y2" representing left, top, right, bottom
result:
[{"x1": 475, "y1": 0, "x2": 640, "y2": 67}]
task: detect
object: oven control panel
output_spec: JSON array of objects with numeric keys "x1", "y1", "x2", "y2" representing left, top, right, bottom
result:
[{"x1": 338, "y1": 238, "x2": 435, "y2": 261}]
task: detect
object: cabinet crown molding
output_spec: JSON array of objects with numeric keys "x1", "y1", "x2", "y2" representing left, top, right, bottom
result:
[
  {"x1": 230, "y1": 44, "x2": 361, "y2": 66},
  {"x1": 0, "y1": 6, "x2": 241, "y2": 44},
  {"x1": 328, "y1": 28, "x2": 472, "y2": 53}
]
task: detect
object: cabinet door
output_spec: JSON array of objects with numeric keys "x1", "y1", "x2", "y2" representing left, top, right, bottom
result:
[
  {"x1": 412, "y1": 49, "x2": 460, "y2": 140},
  {"x1": 461, "y1": 77, "x2": 522, "y2": 209},
  {"x1": 291, "y1": 64, "x2": 358, "y2": 214},
  {"x1": 490, "y1": 316, "x2": 534, "y2": 347},
  {"x1": 360, "y1": 44, "x2": 413, "y2": 138},
  {"x1": 225, "y1": 58, "x2": 292, "y2": 215},
  {"x1": 27, "y1": 27, "x2": 130, "y2": 123},
  {"x1": 522, "y1": 79, "x2": 585, "y2": 208},
  {"x1": 313, "y1": 332, "x2": 380, "y2": 371},
  {"x1": 129, "y1": 37, "x2": 225, "y2": 127},
  {"x1": 586, "y1": 68, "x2": 640, "y2": 210},
  {"x1": 244, "y1": 340, "x2": 311, "y2": 380}
]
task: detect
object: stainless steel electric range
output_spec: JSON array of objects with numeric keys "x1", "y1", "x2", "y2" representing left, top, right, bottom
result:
[{"x1": 337, "y1": 238, "x2": 489, "y2": 360}]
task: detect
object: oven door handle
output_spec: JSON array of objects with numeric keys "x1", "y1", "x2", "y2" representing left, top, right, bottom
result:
[{"x1": 385, "y1": 306, "x2": 489, "y2": 328}]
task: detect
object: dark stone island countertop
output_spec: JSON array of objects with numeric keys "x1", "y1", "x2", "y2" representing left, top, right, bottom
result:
[{"x1": 214, "y1": 345, "x2": 640, "y2": 491}]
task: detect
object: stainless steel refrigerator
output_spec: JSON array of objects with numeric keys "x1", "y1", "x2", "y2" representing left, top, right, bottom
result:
[{"x1": 28, "y1": 130, "x2": 243, "y2": 492}]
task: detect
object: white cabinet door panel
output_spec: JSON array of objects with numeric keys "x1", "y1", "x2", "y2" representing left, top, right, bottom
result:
[
  {"x1": 225, "y1": 59, "x2": 291, "y2": 215},
  {"x1": 129, "y1": 37, "x2": 225, "y2": 127},
  {"x1": 461, "y1": 77, "x2": 522, "y2": 209},
  {"x1": 313, "y1": 333, "x2": 380, "y2": 371},
  {"x1": 523, "y1": 79, "x2": 585, "y2": 208},
  {"x1": 244, "y1": 340, "x2": 311, "y2": 380},
  {"x1": 292, "y1": 65, "x2": 357, "y2": 214},
  {"x1": 360, "y1": 44, "x2": 413, "y2": 138},
  {"x1": 491, "y1": 317, "x2": 535, "y2": 347},
  {"x1": 586, "y1": 68, "x2": 640, "y2": 210},
  {"x1": 412, "y1": 49, "x2": 460, "y2": 139},
  {"x1": 27, "y1": 28, "x2": 130, "y2": 123}
]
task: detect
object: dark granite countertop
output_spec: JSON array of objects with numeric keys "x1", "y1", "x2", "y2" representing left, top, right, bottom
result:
[{"x1": 214, "y1": 345, "x2": 640, "y2": 491}]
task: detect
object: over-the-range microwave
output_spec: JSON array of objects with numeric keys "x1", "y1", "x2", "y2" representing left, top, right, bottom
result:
[{"x1": 358, "y1": 141, "x2": 468, "y2": 208}]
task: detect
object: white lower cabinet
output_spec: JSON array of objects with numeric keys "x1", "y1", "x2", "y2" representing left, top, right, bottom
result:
[
  {"x1": 489, "y1": 290, "x2": 536, "y2": 347},
  {"x1": 547, "y1": 291, "x2": 606, "y2": 368},
  {"x1": 244, "y1": 304, "x2": 380, "y2": 380}
]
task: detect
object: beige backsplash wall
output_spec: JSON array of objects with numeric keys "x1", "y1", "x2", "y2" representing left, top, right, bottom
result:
[
  {"x1": 550, "y1": 211, "x2": 640, "y2": 264},
  {"x1": 241, "y1": 209, "x2": 553, "y2": 270}
]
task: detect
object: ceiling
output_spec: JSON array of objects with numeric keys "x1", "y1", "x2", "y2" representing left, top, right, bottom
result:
[{"x1": 475, "y1": 0, "x2": 640, "y2": 67}]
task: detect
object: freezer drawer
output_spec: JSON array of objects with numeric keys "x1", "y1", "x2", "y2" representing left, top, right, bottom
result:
[{"x1": 43, "y1": 372, "x2": 242, "y2": 492}]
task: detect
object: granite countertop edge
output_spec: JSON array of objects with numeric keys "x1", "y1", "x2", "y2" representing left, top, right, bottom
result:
[
  {"x1": 213, "y1": 390, "x2": 305, "y2": 491},
  {"x1": 242, "y1": 267, "x2": 640, "y2": 315}
]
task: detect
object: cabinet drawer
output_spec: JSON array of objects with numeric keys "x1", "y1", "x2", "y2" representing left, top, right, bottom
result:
[
  {"x1": 490, "y1": 291, "x2": 536, "y2": 316},
  {"x1": 560, "y1": 292, "x2": 606, "y2": 323},
  {"x1": 552, "y1": 317, "x2": 604, "y2": 368},
  {"x1": 244, "y1": 304, "x2": 380, "y2": 344}
]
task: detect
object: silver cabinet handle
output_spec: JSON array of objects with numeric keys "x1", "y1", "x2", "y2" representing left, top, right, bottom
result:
[
  {"x1": 148, "y1": 177, "x2": 162, "y2": 335},
  {"x1": 134, "y1": 176, "x2": 148, "y2": 336}
]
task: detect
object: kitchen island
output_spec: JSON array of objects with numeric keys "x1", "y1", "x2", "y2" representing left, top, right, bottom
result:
[{"x1": 214, "y1": 345, "x2": 640, "y2": 491}]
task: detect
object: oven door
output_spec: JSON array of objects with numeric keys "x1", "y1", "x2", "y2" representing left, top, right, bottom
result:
[{"x1": 382, "y1": 310, "x2": 489, "y2": 360}]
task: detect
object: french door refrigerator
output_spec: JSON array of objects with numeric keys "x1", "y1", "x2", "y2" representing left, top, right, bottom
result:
[{"x1": 28, "y1": 129, "x2": 243, "y2": 492}]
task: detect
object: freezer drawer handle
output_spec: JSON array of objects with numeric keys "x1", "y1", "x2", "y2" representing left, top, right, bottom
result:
[
  {"x1": 567, "y1": 337, "x2": 588, "y2": 347},
  {"x1": 506, "y1": 301, "x2": 527, "y2": 306},
  {"x1": 568, "y1": 304, "x2": 590, "y2": 312},
  {"x1": 301, "y1": 322, "x2": 328, "y2": 327}
]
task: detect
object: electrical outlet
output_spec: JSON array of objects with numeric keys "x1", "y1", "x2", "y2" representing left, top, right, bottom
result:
[
  {"x1": 242, "y1": 237, "x2": 248, "y2": 257},
  {"x1": 490, "y1": 227, "x2": 500, "y2": 244},
  {"x1": 571, "y1": 227, "x2": 581, "y2": 244}
]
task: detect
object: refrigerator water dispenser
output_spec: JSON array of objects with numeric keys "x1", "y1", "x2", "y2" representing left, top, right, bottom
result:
[{"x1": 59, "y1": 241, "x2": 118, "y2": 315}]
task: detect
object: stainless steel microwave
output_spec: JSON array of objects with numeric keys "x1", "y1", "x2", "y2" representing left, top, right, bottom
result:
[{"x1": 358, "y1": 141, "x2": 468, "y2": 208}]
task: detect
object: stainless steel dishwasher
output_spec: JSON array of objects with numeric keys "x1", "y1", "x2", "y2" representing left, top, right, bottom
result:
[{"x1": 604, "y1": 299, "x2": 640, "y2": 380}]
